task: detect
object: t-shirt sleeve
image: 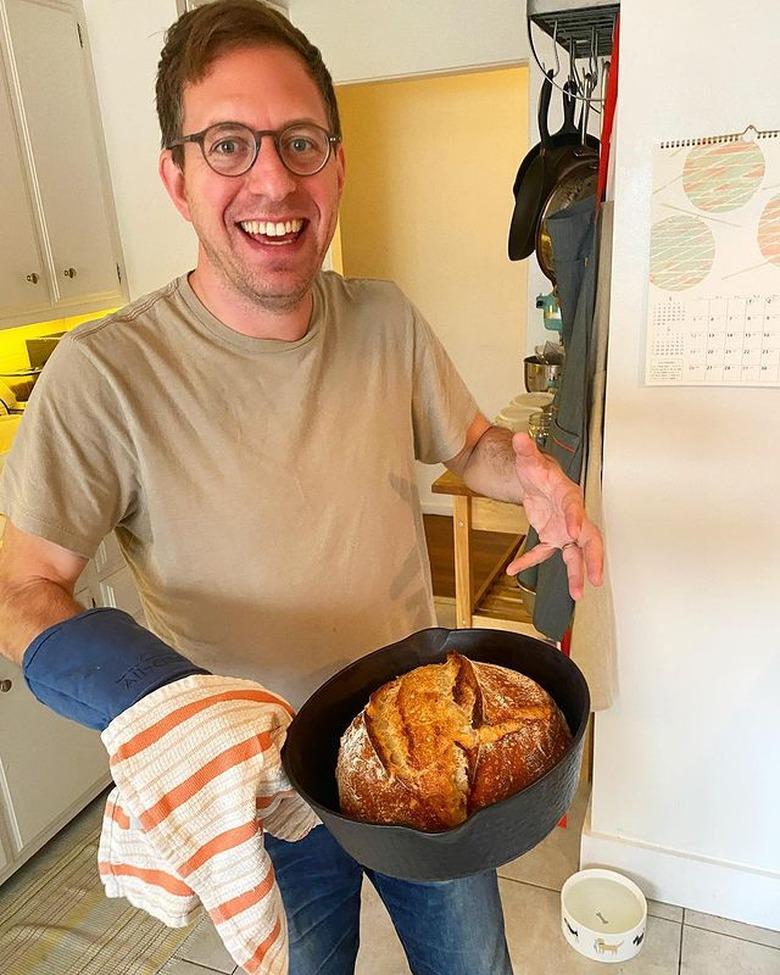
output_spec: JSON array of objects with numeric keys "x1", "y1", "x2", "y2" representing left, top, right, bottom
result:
[
  {"x1": 408, "y1": 301, "x2": 480, "y2": 464},
  {"x1": 0, "y1": 335, "x2": 139, "y2": 558}
]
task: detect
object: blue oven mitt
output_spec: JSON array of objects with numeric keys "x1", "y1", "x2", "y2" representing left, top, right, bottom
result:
[{"x1": 22, "y1": 608, "x2": 209, "y2": 730}]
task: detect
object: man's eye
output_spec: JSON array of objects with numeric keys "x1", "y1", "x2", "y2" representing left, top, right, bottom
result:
[
  {"x1": 289, "y1": 137, "x2": 314, "y2": 153},
  {"x1": 213, "y1": 139, "x2": 240, "y2": 155}
]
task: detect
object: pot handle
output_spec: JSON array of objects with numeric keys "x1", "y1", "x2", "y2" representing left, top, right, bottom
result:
[
  {"x1": 560, "y1": 80, "x2": 579, "y2": 137},
  {"x1": 539, "y1": 71, "x2": 554, "y2": 150}
]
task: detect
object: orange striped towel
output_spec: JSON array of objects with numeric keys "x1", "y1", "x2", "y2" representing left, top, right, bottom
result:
[{"x1": 97, "y1": 674, "x2": 319, "y2": 974}]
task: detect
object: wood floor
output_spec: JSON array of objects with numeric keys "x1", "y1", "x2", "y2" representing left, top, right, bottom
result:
[{"x1": 423, "y1": 513, "x2": 514, "y2": 599}]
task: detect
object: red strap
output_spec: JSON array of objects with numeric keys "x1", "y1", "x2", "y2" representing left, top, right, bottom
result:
[
  {"x1": 597, "y1": 13, "x2": 620, "y2": 202},
  {"x1": 557, "y1": 627, "x2": 573, "y2": 827},
  {"x1": 560, "y1": 627, "x2": 572, "y2": 657}
]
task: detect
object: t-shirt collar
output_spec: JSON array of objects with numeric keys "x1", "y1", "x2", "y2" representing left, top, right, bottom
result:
[{"x1": 176, "y1": 273, "x2": 324, "y2": 354}]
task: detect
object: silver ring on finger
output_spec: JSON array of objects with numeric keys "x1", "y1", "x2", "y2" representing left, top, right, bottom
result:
[{"x1": 560, "y1": 541, "x2": 578, "y2": 554}]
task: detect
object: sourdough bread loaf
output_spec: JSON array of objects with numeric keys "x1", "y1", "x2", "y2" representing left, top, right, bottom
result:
[{"x1": 336, "y1": 652, "x2": 571, "y2": 831}]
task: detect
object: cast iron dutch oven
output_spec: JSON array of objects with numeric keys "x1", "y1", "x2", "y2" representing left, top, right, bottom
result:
[{"x1": 281, "y1": 627, "x2": 590, "y2": 882}]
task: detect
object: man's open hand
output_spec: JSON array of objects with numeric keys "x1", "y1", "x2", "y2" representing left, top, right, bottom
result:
[{"x1": 505, "y1": 432, "x2": 603, "y2": 600}]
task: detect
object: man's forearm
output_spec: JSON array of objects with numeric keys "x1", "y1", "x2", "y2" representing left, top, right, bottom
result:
[
  {"x1": 457, "y1": 425, "x2": 525, "y2": 504},
  {"x1": 0, "y1": 579, "x2": 82, "y2": 666}
]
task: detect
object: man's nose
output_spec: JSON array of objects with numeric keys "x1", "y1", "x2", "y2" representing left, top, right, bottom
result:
[{"x1": 244, "y1": 135, "x2": 297, "y2": 198}]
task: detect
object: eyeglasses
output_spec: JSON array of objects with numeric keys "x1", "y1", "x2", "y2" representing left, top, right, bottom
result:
[{"x1": 167, "y1": 121, "x2": 340, "y2": 177}]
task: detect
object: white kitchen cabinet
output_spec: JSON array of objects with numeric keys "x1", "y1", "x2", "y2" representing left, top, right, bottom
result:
[
  {"x1": 0, "y1": 653, "x2": 110, "y2": 887},
  {"x1": 95, "y1": 531, "x2": 146, "y2": 623},
  {"x1": 0, "y1": 0, "x2": 126, "y2": 327},
  {"x1": 0, "y1": 531, "x2": 145, "y2": 887},
  {"x1": 0, "y1": 822, "x2": 10, "y2": 876},
  {"x1": 99, "y1": 565, "x2": 146, "y2": 625},
  {"x1": 94, "y1": 531, "x2": 125, "y2": 579},
  {"x1": 0, "y1": 66, "x2": 49, "y2": 319}
]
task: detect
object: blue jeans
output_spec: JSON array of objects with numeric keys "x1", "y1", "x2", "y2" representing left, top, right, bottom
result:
[{"x1": 265, "y1": 825, "x2": 513, "y2": 975}]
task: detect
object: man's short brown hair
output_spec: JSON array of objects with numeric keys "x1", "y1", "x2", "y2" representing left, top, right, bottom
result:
[{"x1": 156, "y1": 0, "x2": 341, "y2": 167}]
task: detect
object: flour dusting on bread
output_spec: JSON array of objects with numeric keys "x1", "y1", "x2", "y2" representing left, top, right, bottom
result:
[{"x1": 336, "y1": 653, "x2": 571, "y2": 831}]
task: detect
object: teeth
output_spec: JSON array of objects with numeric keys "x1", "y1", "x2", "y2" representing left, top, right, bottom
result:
[{"x1": 240, "y1": 218, "x2": 303, "y2": 237}]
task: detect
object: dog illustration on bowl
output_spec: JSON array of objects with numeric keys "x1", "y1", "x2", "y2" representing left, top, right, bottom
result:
[{"x1": 594, "y1": 938, "x2": 623, "y2": 956}]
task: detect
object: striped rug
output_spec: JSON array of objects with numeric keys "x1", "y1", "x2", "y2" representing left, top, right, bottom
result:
[{"x1": 0, "y1": 794, "x2": 197, "y2": 975}]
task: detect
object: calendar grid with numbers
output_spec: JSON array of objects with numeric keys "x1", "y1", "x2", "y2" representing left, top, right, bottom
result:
[
  {"x1": 648, "y1": 294, "x2": 780, "y2": 385},
  {"x1": 645, "y1": 126, "x2": 780, "y2": 387}
]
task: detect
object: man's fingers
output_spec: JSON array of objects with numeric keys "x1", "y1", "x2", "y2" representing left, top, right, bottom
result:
[
  {"x1": 563, "y1": 490, "x2": 584, "y2": 539},
  {"x1": 561, "y1": 543, "x2": 585, "y2": 600},
  {"x1": 511, "y1": 431, "x2": 537, "y2": 458},
  {"x1": 506, "y1": 541, "x2": 557, "y2": 576},
  {"x1": 580, "y1": 521, "x2": 605, "y2": 586},
  {"x1": 507, "y1": 541, "x2": 585, "y2": 601}
]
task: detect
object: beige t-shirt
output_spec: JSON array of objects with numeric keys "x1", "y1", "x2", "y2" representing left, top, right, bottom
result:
[{"x1": 1, "y1": 273, "x2": 478, "y2": 706}]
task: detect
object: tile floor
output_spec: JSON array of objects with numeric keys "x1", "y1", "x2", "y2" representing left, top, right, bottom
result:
[{"x1": 155, "y1": 766, "x2": 780, "y2": 975}]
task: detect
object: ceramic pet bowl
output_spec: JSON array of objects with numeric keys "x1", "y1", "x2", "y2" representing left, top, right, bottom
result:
[{"x1": 561, "y1": 868, "x2": 648, "y2": 963}]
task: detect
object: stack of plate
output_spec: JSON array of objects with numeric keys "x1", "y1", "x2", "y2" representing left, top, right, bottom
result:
[{"x1": 494, "y1": 392, "x2": 553, "y2": 432}]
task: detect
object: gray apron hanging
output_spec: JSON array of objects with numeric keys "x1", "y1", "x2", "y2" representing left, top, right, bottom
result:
[{"x1": 518, "y1": 195, "x2": 598, "y2": 642}]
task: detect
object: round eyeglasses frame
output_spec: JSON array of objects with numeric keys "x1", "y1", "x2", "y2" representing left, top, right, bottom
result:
[{"x1": 167, "y1": 121, "x2": 341, "y2": 177}]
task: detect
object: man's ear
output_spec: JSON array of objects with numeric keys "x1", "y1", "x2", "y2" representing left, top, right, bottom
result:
[{"x1": 159, "y1": 150, "x2": 193, "y2": 223}]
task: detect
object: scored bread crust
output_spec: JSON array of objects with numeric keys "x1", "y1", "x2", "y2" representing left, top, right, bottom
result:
[{"x1": 335, "y1": 653, "x2": 571, "y2": 831}]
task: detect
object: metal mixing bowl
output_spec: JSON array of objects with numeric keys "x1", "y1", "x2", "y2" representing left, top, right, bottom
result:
[{"x1": 524, "y1": 355, "x2": 561, "y2": 392}]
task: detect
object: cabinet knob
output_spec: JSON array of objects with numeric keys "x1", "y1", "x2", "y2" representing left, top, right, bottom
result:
[
  {"x1": 26, "y1": 272, "x2": 39, "y2": 284},
  {"x1": 0, "y1": 679, "x2": 12, "y2": 693},
  {"x1": 63, "y1": 267, "x2": 78, "y2": 278}
]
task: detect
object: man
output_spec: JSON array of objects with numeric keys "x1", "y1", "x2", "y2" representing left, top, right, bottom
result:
[{"x1": 0, "y1": 2, "x2": 602, "y2": 973}]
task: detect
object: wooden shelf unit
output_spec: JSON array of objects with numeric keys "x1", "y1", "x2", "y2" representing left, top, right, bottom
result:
[{"x1": 431, "y1": 471, "x2": 548, "y2": 641}]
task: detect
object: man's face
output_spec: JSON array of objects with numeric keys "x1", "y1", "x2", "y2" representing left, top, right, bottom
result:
[{"x1": 162, "y1": 45, "x2": 344, "y2": 313}]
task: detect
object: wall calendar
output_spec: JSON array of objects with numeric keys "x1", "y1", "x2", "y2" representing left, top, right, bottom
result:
[{"x1": 645, "y1": 125, "x2": 780, "y2": 386}]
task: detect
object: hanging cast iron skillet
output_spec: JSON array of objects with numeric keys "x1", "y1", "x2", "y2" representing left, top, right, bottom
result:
[
  {"x1": 552, "y1": 77, "x2": 600, "y2": 152},
  {"x1": 508, "y1": 71, "x2": 554, "y2": 261},
  {"x1": 281, "y1": 626, "x2": 590, "y2": 882},
  {"x1": 508, "y1": 77, "x2": 599, "y2": 262}
]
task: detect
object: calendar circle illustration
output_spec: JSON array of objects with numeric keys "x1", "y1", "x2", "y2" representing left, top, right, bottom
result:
[
  {"x1": 682, "y1": 140, "x2": 765, "y2": 212},
  {"x1": 649, "y1": 215, "x2": 715, "y2": 291},
  {"x1": 757, "y1": 194, "x2": 780, "y2": 266}
]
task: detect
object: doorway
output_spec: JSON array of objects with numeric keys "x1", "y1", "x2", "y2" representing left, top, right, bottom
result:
[{"x1": 335, "y1": 65, "x2": 529, "y2": 510}]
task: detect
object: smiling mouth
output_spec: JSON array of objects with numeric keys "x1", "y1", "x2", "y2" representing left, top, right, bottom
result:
[{"x1": 238, "y1": 218, "x2": 306, "y2": 245}]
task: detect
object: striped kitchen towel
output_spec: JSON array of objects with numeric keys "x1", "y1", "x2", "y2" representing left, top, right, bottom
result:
[{"x1": 97, "y1": 674, "x2": 319, "y2": 975}]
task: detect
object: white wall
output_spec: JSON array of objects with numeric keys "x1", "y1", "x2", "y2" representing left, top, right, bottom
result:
[
  {"x1": 82, "y1": 0, "x2": 196, "y2": 300},
  {"x1": 583, "y1": 0, "x2": 780, "y2": 929},
  {"x1": 290, "y1": 0, "x2": 527, "y2": 83}
]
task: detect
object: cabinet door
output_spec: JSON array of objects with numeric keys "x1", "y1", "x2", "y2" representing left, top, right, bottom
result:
[
  {"x1": 75, "y1": 559, "x2": 100, "y2": 610},
  {"x1": 0, "y1": 61, "x2": 48, "y2": 318},
  {"x1": 99, "y1": 564, "x2": 146, "y2": 625},
  {"x1": 4, "y1": 0, "x2": 122, "y2": 307},
  {"x1": 0, "y1": 652, "x2": 108, "y2": 857},
  {"x1": 94, "y1": 532, "x2": 124, "y2": 579},
  {"x1": 0, "y1": 819, "x2": 9, "y2": 876}
]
